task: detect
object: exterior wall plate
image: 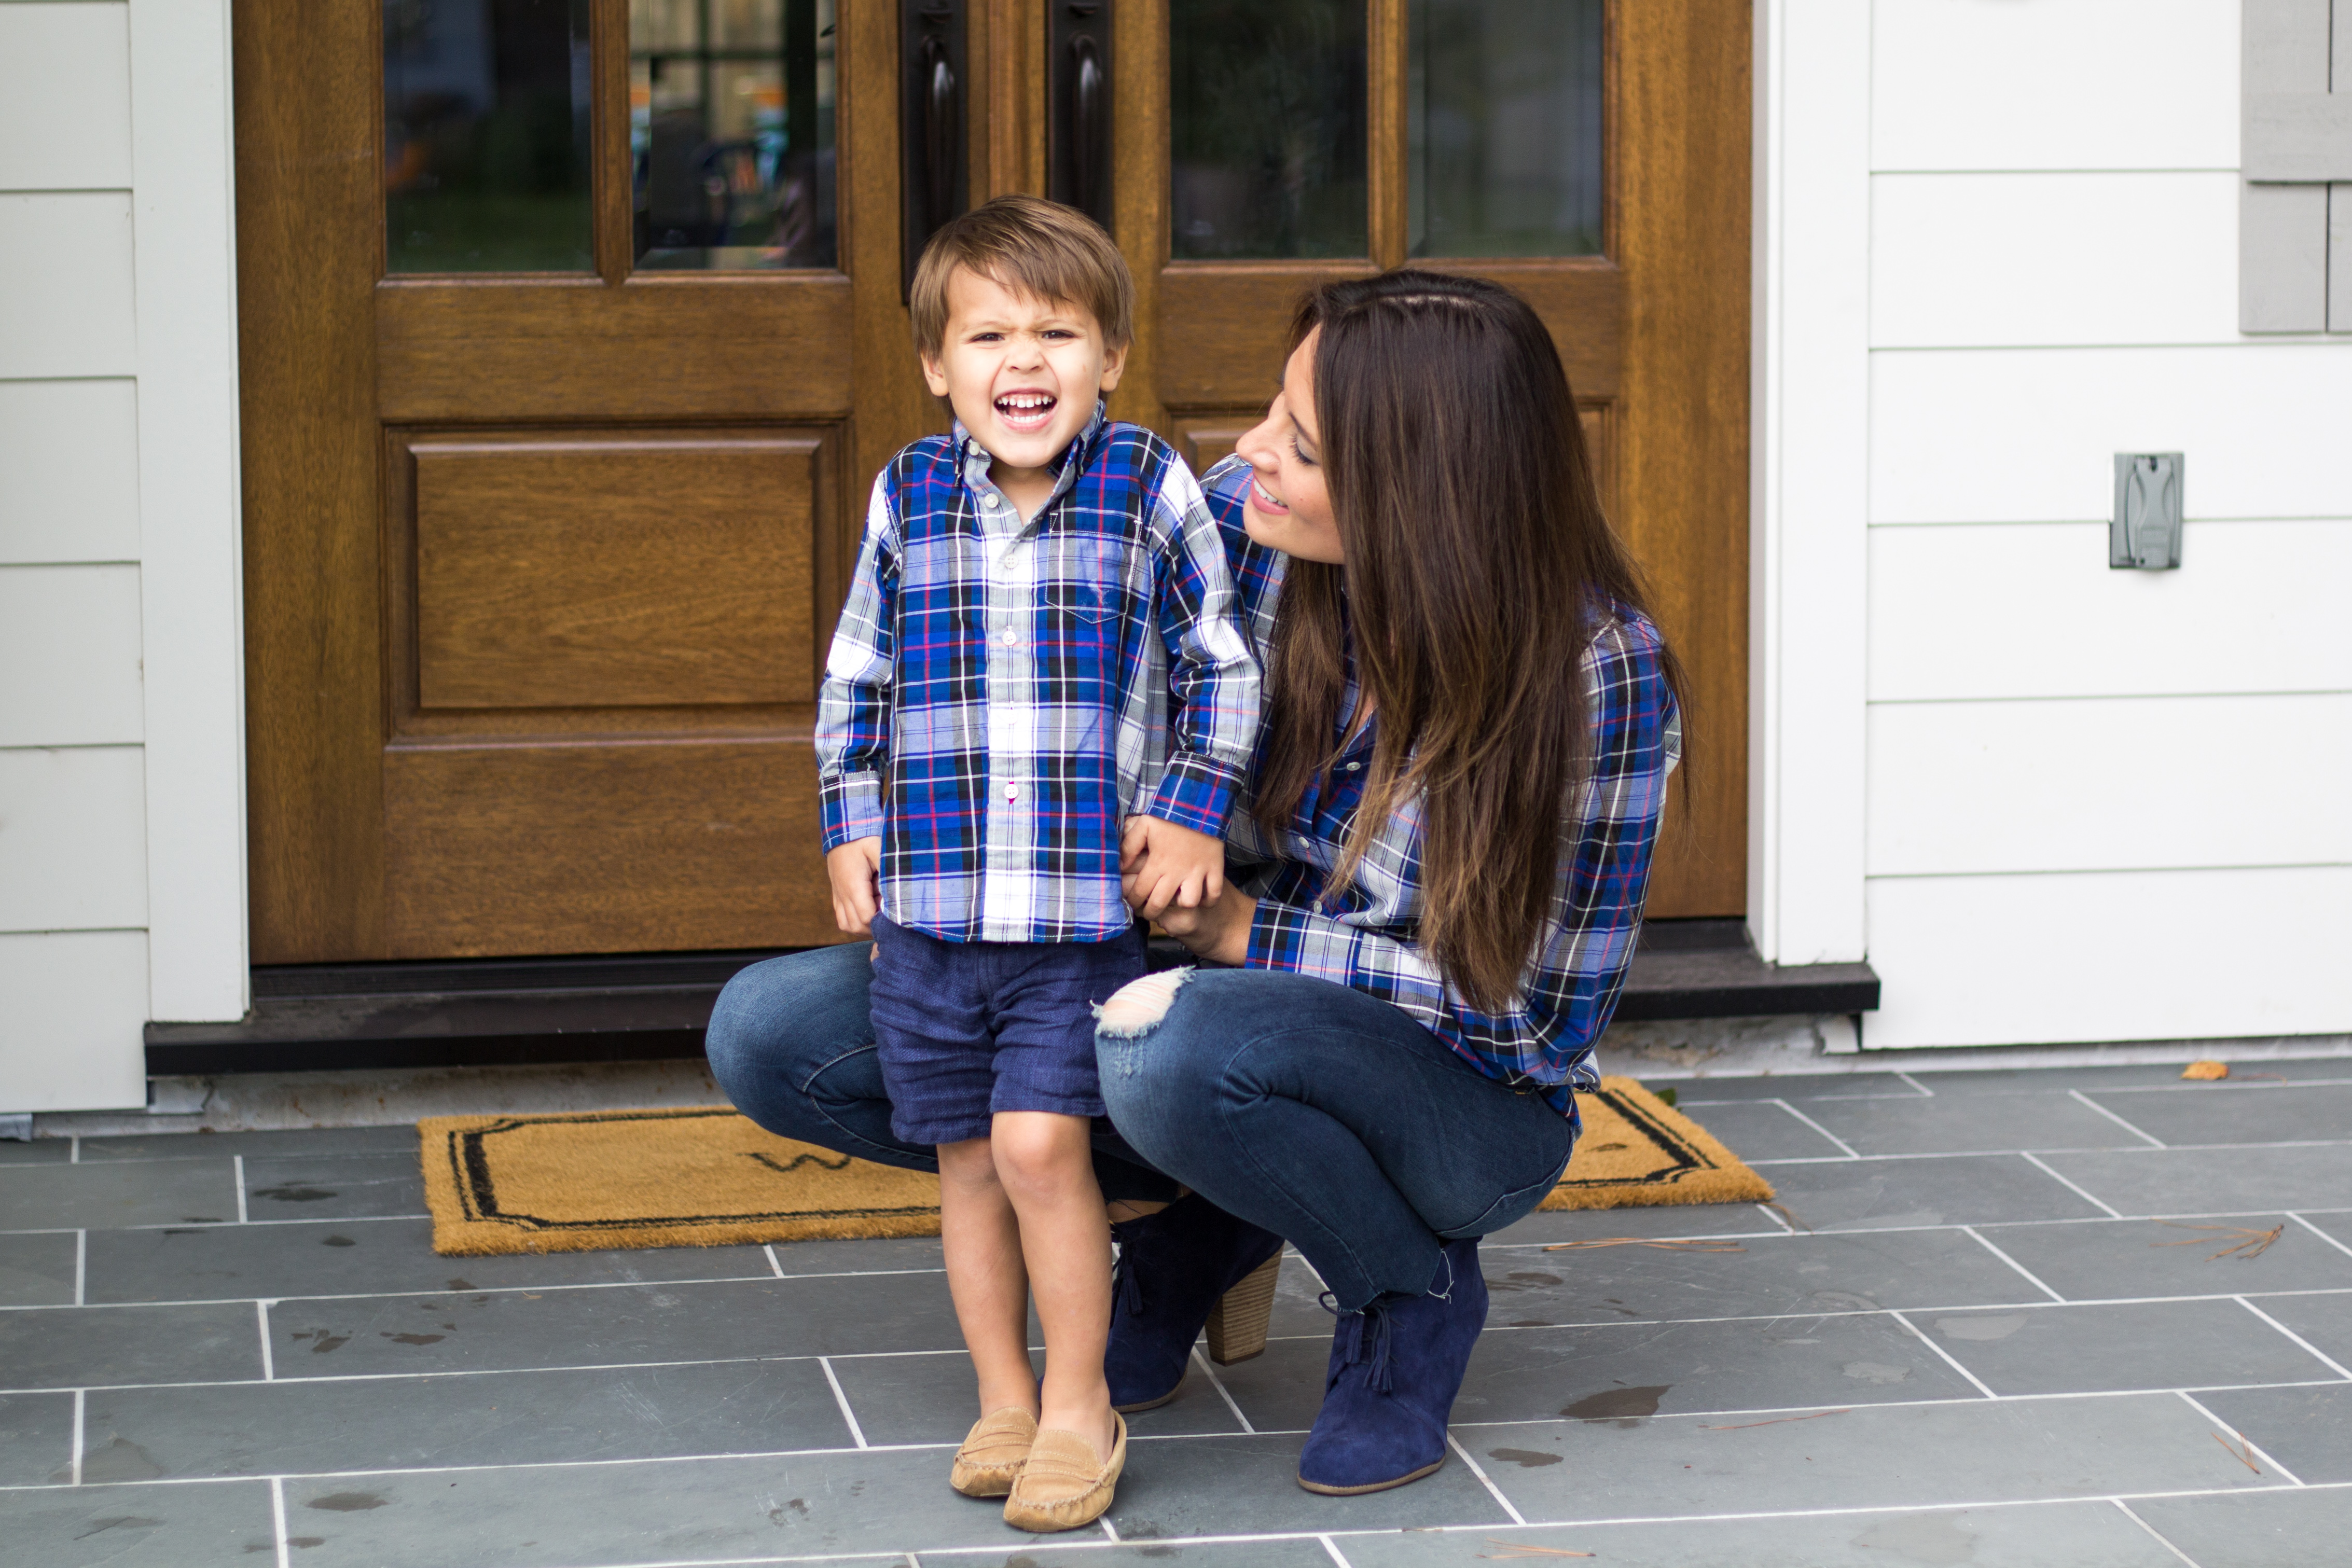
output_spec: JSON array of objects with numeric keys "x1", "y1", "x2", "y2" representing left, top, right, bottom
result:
[{"x1": 2112, "y1": 453, "x2": 2185, "y2": 570}]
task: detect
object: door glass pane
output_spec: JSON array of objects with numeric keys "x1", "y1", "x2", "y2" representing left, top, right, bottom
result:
[
  {"x1": 1409, "y1": 0, "x2": 1604, "y2": 258},
  {"x1": 1170, "y1": 0, "x2": 1366, "y2": 260},
  {"x1": 384, "y1": 0, "x2": 594, "y2": 273},
  {"x1": 632, "y1": 0, "x2": 837, "y2": 270}
]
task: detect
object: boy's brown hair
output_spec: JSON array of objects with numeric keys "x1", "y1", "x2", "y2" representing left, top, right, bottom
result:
[{"x1": 910, "y1": 195, "x2": 1134, "y2": 357}]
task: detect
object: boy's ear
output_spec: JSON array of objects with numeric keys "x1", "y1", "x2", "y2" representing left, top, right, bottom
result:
[
  {"x1": 919, "y1": 350, "x2": 950, "y2": 398},
  {"x1": 1097, "y1": 339, "x2": 1129, "y2": 394}
]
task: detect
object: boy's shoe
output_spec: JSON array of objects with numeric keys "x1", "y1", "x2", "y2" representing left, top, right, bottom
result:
[
  {"x1": 949, "y1": 1407, "x2": 1037, "y2": 1498},
  {"x1": 1002, "y1": 1412, "x2": 1126, "y2": 1532},
  {"x1": 1296, "y1": 1238, "x2": 1489, "y2": 1495},
  {"x1": 1106, "y1": 1194, "x2": 1285, "y2": 1412}
]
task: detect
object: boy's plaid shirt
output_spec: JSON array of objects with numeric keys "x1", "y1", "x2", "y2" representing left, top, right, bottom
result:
[
  {"x1": 1199, "y1": 457, "x2": 1682, "y2": 1118},
  {"x1": 817, "y1": 406, "x2": 1261, "y2": 945}
]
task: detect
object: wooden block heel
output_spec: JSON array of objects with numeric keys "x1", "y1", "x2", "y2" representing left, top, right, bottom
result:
[{"x1": 1203, "y1": 1251, "x2": 1280, "y2": 1365}]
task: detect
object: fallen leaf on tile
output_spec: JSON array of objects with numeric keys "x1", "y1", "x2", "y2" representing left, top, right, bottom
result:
[{"x1": 2180, "y1": 1060, "x2": 2229, "y2": 1080}]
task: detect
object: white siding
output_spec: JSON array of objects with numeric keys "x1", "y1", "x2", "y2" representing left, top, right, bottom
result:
[
  {"x1": 1852, "y1": 0, "x2": 2352, "y2": 1048},
  {"x1": 0, "y1": 0, "x2": 243, "y2": 1109},
  {"x1": 0, "y1": 379, "x2": 141, "y2": 565},
  {"x1": 0, "y1": 3, "x2": 133, "y2": 191}
]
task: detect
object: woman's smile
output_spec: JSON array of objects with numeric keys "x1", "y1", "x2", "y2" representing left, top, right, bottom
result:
[{"x1": 1248, "y1": 477, "x2": 1289, "y2": 516}]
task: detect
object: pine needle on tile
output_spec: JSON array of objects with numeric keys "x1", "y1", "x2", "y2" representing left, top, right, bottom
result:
[
  {"x1": 2153, "y1": 1221, "x2": 2284, "y2": 1260},
  {"x1": 1541, "y1": 1237, "x2": 1746, "y2": 1253},
  {"x1": 1478, "y1": 1542, "x2": 1595, "y2": 1560}
]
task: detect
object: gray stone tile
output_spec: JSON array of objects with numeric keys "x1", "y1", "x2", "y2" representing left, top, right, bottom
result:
[
  {"x1": 2081, "y1": 1082, "x2": 2352, "y2": 1148},
  {"x1": 0, "y1": 1230, "x2": 77, "y2": 1306},
  {"x1": 1665, "y1": 1073, "x2": 1925, "y2": 1104},
  {"x1": 0, "y1": 1390, "x2": 74, "y2": 1484},
  {"x1": 2039, "y1": 1144, "x2": 2352, "y2": 1215},
  {"x1": 1973, "y1": 1214, "x2": 2352, "y2": 1302},
  {"x1": 1475, "y1": 1227, "x2": 2048, "y2": 1325},
  {"x1": 2195, "y1": 1381, "x2": 2352, "y2": 1484},
  {"x1": 1110, "y1": 1431, "x2": 1509, "y2": 1541},
  {"x1": 0, "y1": 1302, "x2": 262, "y2": 1391},
  {"x1": 1899, "y1": 1065, "x2": 2206, "y2": 1098},
  {"x1": 0, "y1": 1160, "x2": 240, "y2": 1231},
  {"x1": 1486, "y1": 1201, "x2": 1784, "y2": 1249},
  {"x1": 2243, "y1": 1290, "x2": 2352, "y2": 1370},
  {"x1": 0, "y1": 1139, "x2": 72, "y2": 1165},
  {"x1": 827, "y1": 1345, "x2": 1249, "y2": 1447},
  {"x1": 1338, "y1": 1500, "x2": 2184, "y2": 1567},
  {"x1": 2130, "y1": 1485, "x2": 2352, "y2": 1568},
  {"x1": 241, "y1": 1154, "x2": 426, "y2": 1221},
  {"x1": 84, "y1": 1216, "x2": 779, "y2": 1305},
  {"x1": 2294, "y1": 1210, "x2": 2352, "y2": 1253},
  {"x1": 1919, "y1": 1299, "x2": 2339, "y2": 1396},
  {"x1": 766, "y1": 1232, "x2": 945, "y2": 1276},
  {"x1": 1673, "y1": 1099, "x2": 1851, "y2": 1161},
  {"x1": 1797, "y1": 1093, "x2": 2139, "y2": 1157},
  {"x1": 1460, "y1": 1391, "x2": 2272, "y2": 1520},
  {"x1": 266, "y1": 1272, "x2": 967, "y2": 1381},
  {"x1": 1761, "y1": 1154, "x2": 2109, "y2": 1232},
  {"x1": 0, "y1": 1477, "x2": 276, "y2": 1566},
  {"x1": 938, "y1": 1544, "x2": 1336, "y2": 1565},
  {"x1": 81, "y1": 1357, "x2": 851, "y2": 1479},
  {"x1": 79, "y1": 1126, "x2": 425, "y2": 1162}
]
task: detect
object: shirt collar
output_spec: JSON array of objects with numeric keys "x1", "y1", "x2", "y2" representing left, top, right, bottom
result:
[{"x1": 950, "y1": 399, "x2": 1110, "y2": 514}]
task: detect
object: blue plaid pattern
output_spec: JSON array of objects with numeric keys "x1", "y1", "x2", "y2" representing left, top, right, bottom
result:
[
  {"x1": 1197, "y1": 456, "x2": 1683, "y2": 1117},
  {"x1": 817, "y1": 406, "x2": 1262, "y2": 945}
]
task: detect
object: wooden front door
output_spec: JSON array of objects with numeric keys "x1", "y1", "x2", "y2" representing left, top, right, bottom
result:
[{"x1": 238, "y1": 0, "x2": 1745, "y2": 966}]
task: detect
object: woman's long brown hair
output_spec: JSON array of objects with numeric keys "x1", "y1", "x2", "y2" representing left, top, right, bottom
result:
[{"x1": 1253, "y1": 270, "x2": 1686, "y2": 1012}]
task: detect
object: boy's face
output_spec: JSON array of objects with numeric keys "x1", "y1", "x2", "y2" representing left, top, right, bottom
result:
[{"x1": 920, "y1": 266, "x2": 1127, "y2": 479}]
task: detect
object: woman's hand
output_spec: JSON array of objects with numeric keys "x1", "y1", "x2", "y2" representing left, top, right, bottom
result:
[{"x1": 1142, "y1": 882, "x2": 1256, "y2": 967}]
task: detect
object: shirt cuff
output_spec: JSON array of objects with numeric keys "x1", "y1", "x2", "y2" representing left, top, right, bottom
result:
[
  {"x1": 819, "y1": 774, "x2": 886, "y2": 851},
  {"x1": 1142, "y1": 753, "x2": 1244, "y2": 837}
]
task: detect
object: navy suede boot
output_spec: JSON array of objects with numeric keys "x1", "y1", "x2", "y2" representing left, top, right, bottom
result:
[
  {"x1": 1105, "y1": 1193, "x2": 1286, "y2": 1412},
  {"x1": 1296, "y1": 1237, "x2": 1489, "y2": 1495}
]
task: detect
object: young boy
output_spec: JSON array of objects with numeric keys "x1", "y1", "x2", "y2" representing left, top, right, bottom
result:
[{"x1": 815, "y1": 196, "x2": 1260, "y2": 1532}]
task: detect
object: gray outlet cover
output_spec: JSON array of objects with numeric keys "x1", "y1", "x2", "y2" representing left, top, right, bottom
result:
[{"x1": 2112, "y1": 453, "x2": 2184, "y2": 570}]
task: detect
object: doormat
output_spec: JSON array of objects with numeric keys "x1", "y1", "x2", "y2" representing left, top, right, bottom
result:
[{"x1": 419, "y1": 1078, "x2": 1768, "y2": 1257}]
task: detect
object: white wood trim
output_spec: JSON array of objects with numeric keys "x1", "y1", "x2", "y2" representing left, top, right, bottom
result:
[
  {"x1": 1749, "y1": 0, "x2": 1871, "y2": 965},
  {"x1": 129, "y1": 0, "x2": 247, "y2": 1023}
]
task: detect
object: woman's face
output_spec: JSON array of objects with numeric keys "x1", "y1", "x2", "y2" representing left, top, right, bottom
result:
[{"x1": 1235, "y1": 332, "x2": 1344, "y2": 564}]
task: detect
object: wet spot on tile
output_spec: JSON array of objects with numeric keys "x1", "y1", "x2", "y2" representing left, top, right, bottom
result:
[
  {"x1": 1562, "y1": 1384, "x2": 1669, "y2": 1423},
  {"x1": 1936, "y1": 1313, "x2": 2027, "y2": 1341},
  {"x1": 447, "y1": 1278, "x2": 476, "y2": 1291},
  {"x1": 307, "y1": 1492, "x2": 387, "y2": 1511},
  {"x1": 383, "y1": 1333, "x2": 444, "y2": 1345},
  {"x1": 254, "y1": 1186, "x2": 338, "y2": 1203},
  {"x1": 79, "y1": 1436, "x2": 165, "y2": 1482},
  {"x1": 71, "y1": 1514, "x2": 162, "y2": 1542},
  {"x1": 320, "y1": 1236, "x2": 355, "y2": 1247},
  {"x1": 1844, "y1": 1361, "x2": 1911, "y2": 1384},
  {"x1": 1488, "y1": 1447, "x2": 1564, "y2": 1467}
]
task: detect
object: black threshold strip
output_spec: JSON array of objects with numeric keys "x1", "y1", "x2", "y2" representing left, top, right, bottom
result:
[{"x1": 145, "y1": 919, "x2": 1878, "y2": 1075}]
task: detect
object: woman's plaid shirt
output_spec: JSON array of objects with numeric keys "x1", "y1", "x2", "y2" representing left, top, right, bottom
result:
[
  {"x1": 1199, "y1": 457, "x2": 1682, "y2": 1117},
  {"x1": 817, "y1": 408, "x2": 1261, "y2": 945}
]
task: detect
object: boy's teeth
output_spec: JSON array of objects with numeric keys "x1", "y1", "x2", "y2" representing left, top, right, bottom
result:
[{"x1": 998, "y1": 393, "x2": 1055, "y2": 411}]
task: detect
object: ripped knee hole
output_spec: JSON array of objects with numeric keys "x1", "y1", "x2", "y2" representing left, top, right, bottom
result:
[{"x1": 1095, "y1": 967, "x2": 1194, "y2": 1036}]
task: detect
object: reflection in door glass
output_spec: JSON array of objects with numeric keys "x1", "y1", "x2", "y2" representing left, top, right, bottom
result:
[
  {"x1": 1409, "y1": 0, "x2": 1604, "y2": 258},
  {"x1": 632, "y1": 0, "x2": 837, "y2": 270},
  {"x1": 385, "y1": 0, "x2": 594, "y2": 272},
  {"x1": 1169, "y1": 0, "x2": 1366, "y2": 260}
]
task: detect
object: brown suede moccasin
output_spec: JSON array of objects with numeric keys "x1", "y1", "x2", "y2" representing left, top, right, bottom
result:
[
  {"x1": 1001, "y1": 1412, "x2": 1126, "y2": 1532},
  {"x1": 949, "y1": 1407, "x2": 1037, "y2": 1498}
]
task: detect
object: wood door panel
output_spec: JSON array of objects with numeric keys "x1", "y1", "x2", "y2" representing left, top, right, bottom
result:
[
  {"x1": 383, "y1": 737, "x2": 838, "y2": 957},
  {"x1": 376, "y1": 276, "x2": 854, "y2": 423},
  {"x1": 408, "y1": 435, "x2": 818, "y2": 712}
]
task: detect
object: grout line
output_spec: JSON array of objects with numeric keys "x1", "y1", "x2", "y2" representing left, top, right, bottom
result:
[
  {"x1": 73, "y1": 1231, "x2": 86, "y2": 1307},
  {"x1": 815, "y1": 1358, "x2": 868, "y2": 1449},
  {"x1": 68, "y1": 1389, "x2": 83, "y2": 1486},
  {"x1": 68, "y1": 1136, "x2": 79, "y2": 1164},
  {"x1": 2233, "y1": 1295, "x2": 2352, "y2": 1381},
  {"x1": 2287, "y1": 1213, "x2": 2352, "y2": 1260},
  {"x1": 2068, "y1": 1089, "x2": 2168, "y2": 1148},
  {"x1": 1959, "y1": 1226, "x2": 2067, "y2": 1303},
  {"x1": 256, "y1": 1301, "x2": 275, "y2": 1382},
  {"x1": 1888, "y1": 1310, "x2": 2000, "y2": 1399},
  {"x1": 0, "y1": 1264, "x2": 949, "y2": 1312},
  {"x1": 1737, "y1": 1135, "x2": 2352, "y2": 1167},
  {"x1": 270, "y1": 1475, "x2": 291, "y2": 1568},
  {"x1": 1098, "y1": 1516, "x2": 1119, "y2": 1543},
  {"x1": 2110, "y1": 1498, "x2": 2204, "y2": 1567},
  {"x1": 1769, "y1": 1099, "x2": 1863, "y2": 1159},
  {"x1": 2175, "y1": 1390, "x2": 2306, "y2": 1484},
  {"x1": 764, "y1": 1244, "x2": 785, "y2": 1279},
  {"x1": 1445, "y1": 1432, "x2": 1528, "y2": 1525},
  {"x1": 1191, "y1": 1346, "x2": 1256, "y2": 1434},
  {"x1": 2018, "y1": 1151, "x2": 2124, "y2": 1217},
  {"x1": 1318, "y1": 1533, "x2": 1355, "y2": 1568},
  {"x1": 233, "y1": 1157, "x2": 248, "y2": 1224},
  {"x1": 1892, "y1": 1071, "x2": 1935, "y2": 1098}
]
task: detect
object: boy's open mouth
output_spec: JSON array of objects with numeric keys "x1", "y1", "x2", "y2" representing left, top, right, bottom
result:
[{"x1": 994, "y1": 390, "x2": 1058, "y2": 432}]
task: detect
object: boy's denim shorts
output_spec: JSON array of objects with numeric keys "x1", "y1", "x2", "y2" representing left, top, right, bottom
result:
[{"x1": 866, "y1": 914, "x2": 1149, "y2": 1147}]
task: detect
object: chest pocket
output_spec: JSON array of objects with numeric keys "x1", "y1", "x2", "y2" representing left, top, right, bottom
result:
[{"x1": 1043, "y1": 533, "x2": 1135, "y2": 625}]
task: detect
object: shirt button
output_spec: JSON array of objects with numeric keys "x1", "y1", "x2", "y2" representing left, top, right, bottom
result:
[
  {"x1": 1001, "y1": 628, "x2": 1017, "y2": 645},
  {"x1": 982, "y1": 493, "x2": 1002, "y2": 509},
  {"x1": 1005, "y1": 784, "x2": 1020, "y2": 802},
  {"x1": 1345, "y1": 761, "x2": 1362, "y2": 771}
]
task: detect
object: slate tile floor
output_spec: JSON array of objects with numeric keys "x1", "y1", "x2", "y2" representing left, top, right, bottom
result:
[{"x1": 4, "y1": 1059, "x2": 2349, "y2": 1566}]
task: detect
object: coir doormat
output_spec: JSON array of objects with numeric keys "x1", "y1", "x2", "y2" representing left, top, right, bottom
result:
[{"x1": 419, "y1": 1077, "x2": 1769, "y2": 1257}]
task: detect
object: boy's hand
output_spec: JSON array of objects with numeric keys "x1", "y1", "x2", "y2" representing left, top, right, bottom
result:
[
  {"x1": 1119, "y1": 816, "x2": 1226, "y2": 921},
  {"x1": 826, "y1": 838, "x2": 882, "y2": 935}
]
